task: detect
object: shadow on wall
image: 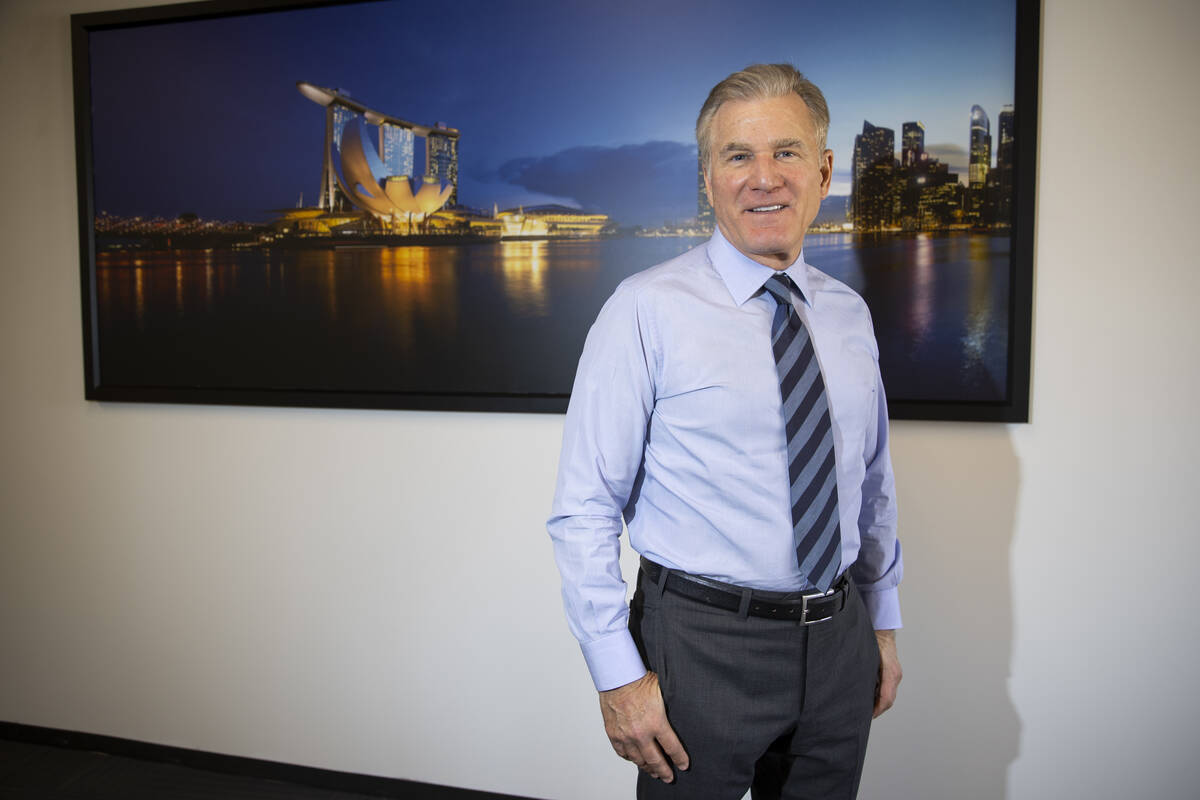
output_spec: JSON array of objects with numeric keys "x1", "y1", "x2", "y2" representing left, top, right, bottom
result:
[{"x1": 859, "y1": 423, "x2": 1021, "y2": 799}]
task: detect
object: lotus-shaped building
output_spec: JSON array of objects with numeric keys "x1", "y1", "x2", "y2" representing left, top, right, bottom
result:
[
  {"x1": 335, "y1": 117, "x2": 453, "y2": 229},
  {"x1": 298, "y1": 82, "x2": 459, "y2": 230}
]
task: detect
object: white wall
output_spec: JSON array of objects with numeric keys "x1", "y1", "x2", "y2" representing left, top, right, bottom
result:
[{"x1": 1, "y1": 1, "x2": 1197, "y2": 798}]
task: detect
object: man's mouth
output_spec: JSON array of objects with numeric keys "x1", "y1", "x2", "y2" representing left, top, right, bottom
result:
[{"x1": 748, "y1": 204, "x2": 785, "y2": 213}]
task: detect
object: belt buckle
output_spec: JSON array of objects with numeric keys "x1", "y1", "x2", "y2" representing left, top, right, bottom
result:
[{"x1": 799, "y1": 584, "x2": 838, "y2": 625}]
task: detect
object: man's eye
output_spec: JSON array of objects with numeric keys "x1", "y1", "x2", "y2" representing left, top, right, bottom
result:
[
  {"x1": 777, "y1": 150, "x2": 798, "y2": 159},
  {"x1": 729, "y1": 153, "x2": 748, "y2": 162}
]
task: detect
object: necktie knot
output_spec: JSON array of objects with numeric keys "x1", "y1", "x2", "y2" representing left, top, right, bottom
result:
[
  {"x1": 765, "y1": 273, "x2": 801, "y2": 334},
  {"x1": 763, "y1": 273, "x2": 795, "y2": 307}
]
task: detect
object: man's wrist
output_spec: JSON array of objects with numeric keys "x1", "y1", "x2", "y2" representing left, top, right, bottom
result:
[
  {"x1": 581, "y1": 629, "x2": 647, "y2": 691},
  {"x1": 859, "y1": 585, "x2": 902, "y2": 630},
  {"x1": 598, "y1": 670, "x2": 652, "y2": 697}
]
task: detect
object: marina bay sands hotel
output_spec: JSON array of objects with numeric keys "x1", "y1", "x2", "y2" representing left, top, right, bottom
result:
[
  {"x1": 297, "y1": 81, "x2": 460, "y2": 210},
  {"x1": 292, "y1": 81, "x2": 608, "y2": 239}
]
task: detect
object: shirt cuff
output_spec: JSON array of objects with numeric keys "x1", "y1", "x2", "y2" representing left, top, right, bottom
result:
[
  {"x1": 581, "y1": 629, "x2": 647, "y2": 691},
  {"x1": 858, "y1": 585, "x2": 902, "y2": 631}
]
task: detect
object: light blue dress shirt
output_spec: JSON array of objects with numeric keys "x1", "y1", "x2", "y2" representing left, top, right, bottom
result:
[{"x1": 548, "y1": 229, "x2": 902, "y2": 691}]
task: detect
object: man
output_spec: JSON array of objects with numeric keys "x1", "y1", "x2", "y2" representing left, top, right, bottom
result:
[{"x1": 548, "y1": 64, "x2": 902, "y2": 799}]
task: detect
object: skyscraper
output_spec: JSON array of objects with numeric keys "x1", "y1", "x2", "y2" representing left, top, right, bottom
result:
[
  {"x1": 851, "y1": 120, "x2": 896, "y2": 231},
  {"x1": 968, "y1": 105, "x2": 991, "y2": 221},
  {"x1": 380, "y1": 123, "x2": 415, "y2": 179},
  {"x1": 332, "y1": 105, "x2": 354, "y2": 150},
  {"x1": 697, "y1": 158, "x2": 714, "y2": 230},
  {"x1": 426, "y1": 127, "x2": 458, "y2": 206},
  {"x1": 902, "y1": 121, "x2": 925, "y2": 170},
  {"x1": 317, "y1": 103, "x2": 359, "y2": 211},
  {"x1": 996, "y1": 105, "x2": 1015, "y2": 225}
]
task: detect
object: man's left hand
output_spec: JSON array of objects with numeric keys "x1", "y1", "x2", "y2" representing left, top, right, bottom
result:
[{"x1": 873, "y1": 629, "x2": 901, "y2": 718}]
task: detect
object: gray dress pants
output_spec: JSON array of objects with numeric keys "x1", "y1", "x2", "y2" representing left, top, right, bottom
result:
[{"x1": 629, "y1": 563, "x2": 880, "y2": 800}]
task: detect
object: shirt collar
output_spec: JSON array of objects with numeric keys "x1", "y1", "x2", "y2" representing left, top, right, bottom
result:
[{"x1": 706, "y1": 226, "x2": 814, "y2": 307}]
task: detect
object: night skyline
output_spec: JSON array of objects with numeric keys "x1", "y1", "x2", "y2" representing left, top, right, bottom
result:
[{"x1": 87, "y1": 0, "x2": 1015, "y2": 227}]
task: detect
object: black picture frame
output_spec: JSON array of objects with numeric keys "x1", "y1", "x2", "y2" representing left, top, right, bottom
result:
[{"x1": 72, "y1": 0, "x2": 1038, "y2": 421}]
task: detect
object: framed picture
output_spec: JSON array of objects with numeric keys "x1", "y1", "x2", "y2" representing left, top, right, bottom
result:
[{"x1": 73, "y1": 0, "x2": 1037, "y2": 421}]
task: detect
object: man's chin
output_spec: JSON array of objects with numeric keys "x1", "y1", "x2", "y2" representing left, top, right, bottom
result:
[{"x1": 745, "y1": 238, "x2": 802, "y2": 262}]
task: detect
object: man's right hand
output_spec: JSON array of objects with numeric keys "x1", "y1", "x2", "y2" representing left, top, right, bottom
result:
[{"x1": 598, "y1": 671, "x2": 689, "y2": 783}]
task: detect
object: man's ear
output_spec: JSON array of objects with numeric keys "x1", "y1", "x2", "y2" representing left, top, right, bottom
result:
[{"x1": 819, "y1": 149, "x2": 834, "y2": 199}]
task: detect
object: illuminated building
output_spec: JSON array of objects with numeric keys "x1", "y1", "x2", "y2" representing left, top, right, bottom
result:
[
  {"x1": 332, "y1": 105, "x2": 354, "y2": 149},
  {"x1": 968, "y1": 104, "x2": 991, "y2": 221},
  {"x1": 902, "y1": 121, "x2": 925, "y2": 169},
  {"x1": 494, "y1": 205, "x2": 610, "y2": 238},
  {"x1": 912, "y1": 172, "x2": 963, "y2": 230},
  {"x1": 379, "y1": 122, "x2": 415, "y2": 180},
  {"x1": 425, "y1": 127, "x2": 458, "y2": 206},
  {"x1": 851, "y1": 121, "x2": 896, "y2": 231},
  {"x1": 968, "y1": 105, "x2": 992, "y2": 188},
  {"x1": 293, "y1": 82, "x2": 614, "y2": 239},
  {"x1": 995, "y1": 105, "x2": 1015, "y2": 225},
  {"x1": 423, "y1": 207, "x2": 503, "y2": 236},
  {"x1": 334, "y1": 117, "x2": 453, "y2": 230},
  {"x1": 697, "y1": 158, "x2": 714, "y2": 230},
  {"x1": 314, "y1": 104, "x2": 357, "y2": 211},
  {"x1": 297, "y1": 82, "x2": 460, "y2": 223}
]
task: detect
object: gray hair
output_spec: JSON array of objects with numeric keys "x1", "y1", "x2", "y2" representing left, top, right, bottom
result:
[{"x1": 696, "y1": 63, "x2": 831, "y2": 169}]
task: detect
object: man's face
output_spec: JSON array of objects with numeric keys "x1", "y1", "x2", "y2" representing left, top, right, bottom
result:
[{"x1": 703, "y1": 93, "x2": 833, "y2": 270}]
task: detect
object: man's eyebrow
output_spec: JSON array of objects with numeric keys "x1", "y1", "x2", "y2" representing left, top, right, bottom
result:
[
  {"x1": 771, "y1": 138, "x2": 808, "y2": 150},
  {"x1": 718, "y1": 138, "x2": 809, "y2": 155}
]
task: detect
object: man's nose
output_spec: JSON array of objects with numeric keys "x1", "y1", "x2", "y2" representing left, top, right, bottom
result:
[{"x1": 749, "y1": 156, "x2": 783, "y2": 189}]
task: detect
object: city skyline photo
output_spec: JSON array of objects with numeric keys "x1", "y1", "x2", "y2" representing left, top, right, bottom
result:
[
  {"x1": 88, "y1": 0, "x2": 1015, "y2": 229},
  {"x1": 76, "y1": 0, "x2": 1034, "y2": 421}
]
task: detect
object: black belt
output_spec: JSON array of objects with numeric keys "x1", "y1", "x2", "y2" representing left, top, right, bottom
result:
[{"x1": 640, "y1": 557, "x2": 849, "y2": 624}]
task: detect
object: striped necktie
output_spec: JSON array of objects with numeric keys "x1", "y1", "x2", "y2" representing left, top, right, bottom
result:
[{"x1": 763, "y1": 273, "x2": 842, "y2": 592}]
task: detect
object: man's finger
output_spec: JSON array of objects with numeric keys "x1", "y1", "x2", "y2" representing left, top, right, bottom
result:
[
  {"x1": 635, "y1": 743, "x2": 673, "y2": 782},
  {"x1": 872, "y1": 629, "x2": 902, "y2": 718},
  {"x1": 873, "y1": 680, "x2": 895, "y2": 717},
  {"x1": 656, "y1": 726, "x2": 690, "y2": 773},
  {"x1": 599, "y1": 671, "x2": 689, "y2": 782}
]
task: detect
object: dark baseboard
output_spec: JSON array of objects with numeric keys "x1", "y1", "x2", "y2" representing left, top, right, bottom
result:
[{"x1": 0, "y1": 721, "x2": 539, "y2": 799}]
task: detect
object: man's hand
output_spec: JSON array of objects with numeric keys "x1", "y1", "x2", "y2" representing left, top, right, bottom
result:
[
  {"x1": 598, "y1": 671, "x2": 689, "y2": 783},
  {"x1": 873, "y1": 629, "x2": 902, "y2": 718}
]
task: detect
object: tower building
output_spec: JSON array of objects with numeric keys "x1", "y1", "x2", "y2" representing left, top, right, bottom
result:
[
  {"x1": 298, "y1": 82, "x2": 460, "y2": 218},
  {"x1": 968, "y1": 105, "x2": 991, "y2": 221},
  {"x1": 318, "y1": 103, "x2": 358, "y2": 211},
  {"x1": 380, "y1": 123, "x2": 415, "y2": 180},
  {"x1": 995, "y1": 105, "x2": 1015, "y2": 225},
  {"x1": 902, "y1": 121, "x2": 925, "y2": 170},
  {"x1": 426, "y1": 127, "x2": 458, "y2": 206},
  {"x1": 697, "y1": 158, "x2": 714, "y2": 230},
  {"x1": 851, "y1": 120, "x2": 896, "y2": 231}
]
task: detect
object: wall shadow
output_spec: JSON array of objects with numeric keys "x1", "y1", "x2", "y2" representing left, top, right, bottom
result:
[{"x1": 858, "y1": 422, "x2": 1021, "y2": 799}]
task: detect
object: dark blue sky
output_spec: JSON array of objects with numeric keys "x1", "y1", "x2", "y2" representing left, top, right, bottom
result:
[{"x1": 89, "y1": 0, "x2": 1015, "y2": 226}]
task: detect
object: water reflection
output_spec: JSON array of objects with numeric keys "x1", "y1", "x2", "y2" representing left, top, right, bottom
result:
[
  {"x1": 134, "y1": 265, "x2": 145, "y2": 330},
  {"x1": 323, "y1": 251, "x2": 338, "y2": 321},
  {"x1": 498, "y1": 240, "x2": 550, "y2": 317},
  {"x1": 92, "y1": 234, "x2": 1009, "y2": 403},
  {"x1": 204, "y1": 250, "x2": 214, "y2": 310},
  {"x1": 804, "y1": 233, "x2": 864, "y2": 289},
  {"x1": 375, "y1": 246, "x2": 460, "y2": 359},
  {"x1": 806, "y1": 231, "x2": 1009, "y2": 401},
  {"x1": 906, "y1": 234, "x2": 936, "y2": 350},
  {"x1": 965, "y1": 236, "x2": 996, "y2": 373}
]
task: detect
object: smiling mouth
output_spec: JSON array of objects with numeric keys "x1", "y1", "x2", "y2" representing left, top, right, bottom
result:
[{"x1": 748, "y1": 204, "x2": 786, "y2": 212}]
